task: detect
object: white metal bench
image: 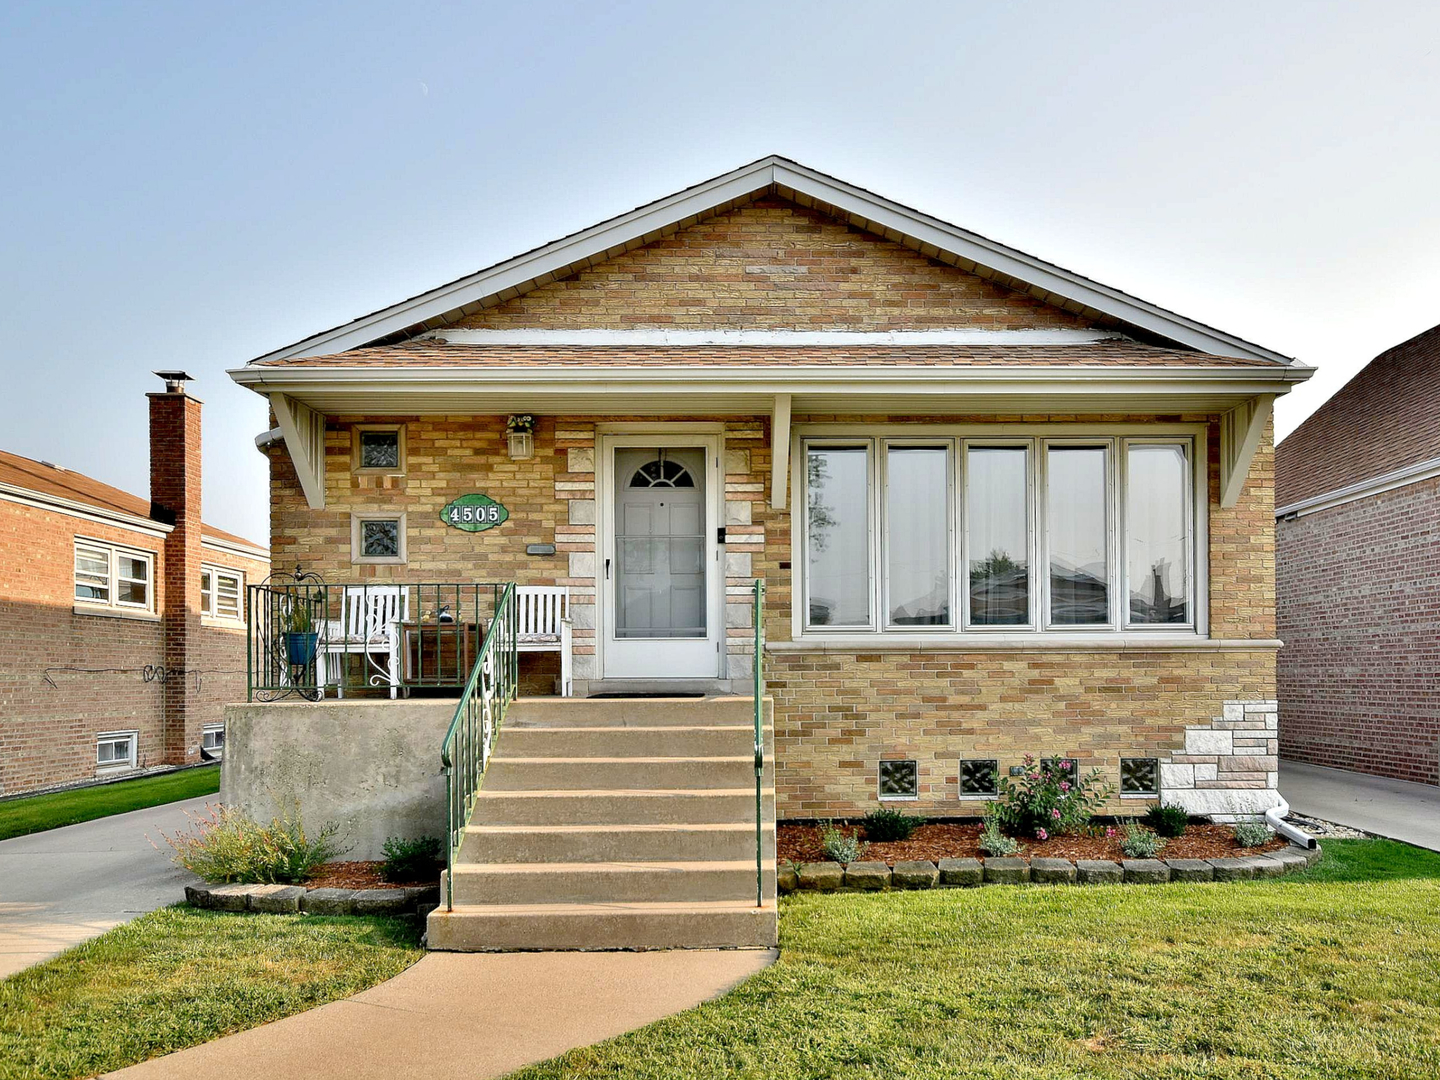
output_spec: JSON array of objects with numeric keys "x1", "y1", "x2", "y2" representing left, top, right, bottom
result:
[
  {"x1": 517, "y1": 586, "x2": 572, "y2": 697},
  {"x1": 318, "y1": 585, "x2": 409, "y2": 698}
]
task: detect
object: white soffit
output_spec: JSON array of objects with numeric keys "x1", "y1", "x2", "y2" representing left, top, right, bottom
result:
[
  {"x1": 244, "y1": 156, "x2": 1294, "y2": 367},
  {"x1": 422, "y1": 329, "x2": 1125, "y2": 346}
]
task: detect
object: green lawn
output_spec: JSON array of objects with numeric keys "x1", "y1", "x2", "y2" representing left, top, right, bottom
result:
[
  {"x1": 0, "y1": 907, "x2": 423, "y2": 1080},
  {"x1": 0, "y1": 766, "x2": 220, "y2": 842},
  {"x1": 512, "y1": 840, "x2": 1440, "y2": 1080}
]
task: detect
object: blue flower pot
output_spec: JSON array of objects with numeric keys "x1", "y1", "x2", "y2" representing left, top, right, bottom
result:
[{"x1": 284, "y1": 631, "x2": 319, "y2": 666}]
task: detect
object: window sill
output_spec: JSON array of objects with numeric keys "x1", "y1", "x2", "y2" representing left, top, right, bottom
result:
[
  {"x1": 350, "y1": 557, "x2": 407, "y2": 566},
  {"x1": 95, "y1": 764, "x2": 138, "y2": 776},
  {"x1": 770, "y1": 635, "x2": 1283, "y2": 653},
  {"x1": 201, "y1": 616, "x2": 246, "y2": 630},
  {"x1": 1120, "y1": 792, "x2": 1161, "y2": 799},
  {"x1": 74, "y1": 603, "x2": 160, "y2": 623}
]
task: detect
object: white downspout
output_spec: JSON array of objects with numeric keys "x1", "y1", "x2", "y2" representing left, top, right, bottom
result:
[{"x1": 1266, "y1": 792, "x2": 1317, "y2": 850}]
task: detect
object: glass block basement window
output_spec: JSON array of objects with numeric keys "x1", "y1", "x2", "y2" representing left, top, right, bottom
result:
[
  {"x1": 1121, "y1": 757, "x2": 1160, "y2": 795},
  {"x1": 1042, "y1": 757, "x2": 1080, "y2": 785},
  {"x1": 960, "y1": 759, "x2": 999, "y2": 796},
  {"x1": 878, "y1": 759, "x2": 919, "y2": 799}
]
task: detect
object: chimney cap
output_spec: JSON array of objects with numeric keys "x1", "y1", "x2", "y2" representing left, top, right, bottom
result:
[{"x1": 154, "y1": 370, "x2": 194, "y2": 393}]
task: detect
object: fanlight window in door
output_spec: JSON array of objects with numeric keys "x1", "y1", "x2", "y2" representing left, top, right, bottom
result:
[{"x1": 629, "y1": 456, "x2": 696, "y2": 488}]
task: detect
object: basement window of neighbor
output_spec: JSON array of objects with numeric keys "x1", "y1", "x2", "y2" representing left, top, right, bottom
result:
[
  {"x1": 798, "y1": 429, "x2": 1201, "y2": 638},
  {"x1": 96, "y1": 730, "x2": 138, "y2": 772}
]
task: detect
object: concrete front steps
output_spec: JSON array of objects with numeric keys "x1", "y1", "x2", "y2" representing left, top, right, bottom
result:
[{"x1": 427, "y1": 696, "x2": 777, "y2": 952}]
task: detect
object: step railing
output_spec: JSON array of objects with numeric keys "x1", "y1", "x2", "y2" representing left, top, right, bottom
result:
[
  {"x1": 752, "y1": 577, "x2": 765, "y2": 908},
  {"x1": 441, "y1": 581, "x2": 519, "y2": 911}
]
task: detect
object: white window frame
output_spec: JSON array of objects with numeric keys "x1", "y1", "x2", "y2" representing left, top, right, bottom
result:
[
  {"x1": 351, "y1": 512, "x2": 407, "y2": 565},
  {"x1": 96, "y1": 729, "x2": 138, "y2": 773},
  {"x1": 200, "y1": 564, "x2": 244, "y2": 622},
  {"x1": 792, "y1": 423, "x2": 1208, "y2": 642},
  {"x1": 201, "y1": 722, "x2": 226, "y2": 757},
  {"x1": 74, "y1": 538, "x2": 155, "y2": 614}
]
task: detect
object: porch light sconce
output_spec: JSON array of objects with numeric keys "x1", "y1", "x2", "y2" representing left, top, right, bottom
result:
[{"x1": 506, "y1": 414, "x2": 535, "y2": 461}]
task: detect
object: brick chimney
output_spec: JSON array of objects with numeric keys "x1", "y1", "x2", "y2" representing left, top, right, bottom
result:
[{"x1": 149, "y1": 371, "x2": 202, "y2": 766}]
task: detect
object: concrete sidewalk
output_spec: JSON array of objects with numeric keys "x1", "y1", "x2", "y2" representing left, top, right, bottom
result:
[
  {"x1": 1280, "y1": 761, "x2": 1440, "y2": 852},
  {"x1": 105, "y1": 947, "x2": 776, "y2": 1080},
  {"x1": 0, "y1": 796, "x2": 205, "y2": 978}
]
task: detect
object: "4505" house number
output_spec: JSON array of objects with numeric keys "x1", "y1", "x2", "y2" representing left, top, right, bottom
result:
[{"x1": 440, "y1": 494, "x2": 510, "y2": 532}]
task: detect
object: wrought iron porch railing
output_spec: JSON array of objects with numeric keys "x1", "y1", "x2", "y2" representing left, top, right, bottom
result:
[
  {"x1": 751, "y1": 576, "x2": 766, "y2": 908},
  {"x1": 245, "y1": 579, "x2": 511, "y2": 701},
  {"x1": 441, "y1": 582, "x2": 519, "y2": 911}
]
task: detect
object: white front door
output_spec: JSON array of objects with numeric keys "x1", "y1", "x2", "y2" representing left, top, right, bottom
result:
[{"x1": 600, "y1": 436, "x2": 722, "y2": 679}]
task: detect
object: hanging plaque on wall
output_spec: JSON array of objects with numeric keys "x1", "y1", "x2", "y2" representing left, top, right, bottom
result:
[{"x1": 441, "y1": 494, "x2": 509, "y2": 532}]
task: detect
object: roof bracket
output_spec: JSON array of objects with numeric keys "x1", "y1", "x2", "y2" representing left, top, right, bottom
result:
[
  {"x1": 270, "y1": 393, "x2": 327, "y2": 510},
  {"x1": 1219, "y1": 394, "x2": 1273, "y2": 509}
]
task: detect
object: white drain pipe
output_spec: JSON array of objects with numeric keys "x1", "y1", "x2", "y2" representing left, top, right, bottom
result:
[{"x1": 1266, "y1": 792, "x2": 1317, "y2": 850}]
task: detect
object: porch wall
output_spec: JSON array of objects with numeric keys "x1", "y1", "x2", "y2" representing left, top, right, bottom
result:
[{"x1": 264, "y1": 411, "x2": 1279, "y2": 818}]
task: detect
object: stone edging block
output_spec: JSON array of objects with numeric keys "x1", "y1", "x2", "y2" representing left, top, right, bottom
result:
[
  {"x1": 777, "y1": 842, "x2": 1321, "y2": 894},
  {"x1": 185, "y1": 883, "x2": 441, "y2": 916}
]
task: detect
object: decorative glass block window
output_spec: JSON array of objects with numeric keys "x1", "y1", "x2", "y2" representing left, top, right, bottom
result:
[
  {"x1": 878, "y1": 759, "x2": 919, "y2": 799},
  {"x1": 352, "y1": 513, "x2": 406, "y2": 563},
  {"x1": 1121, "y1": 757, "x2": 1160, "y2": 795},
  {"x1": 353, "y1": 426, "x2": 405, "y2": 473},
  {"x1": 1042, "y1": 757, "x2": 1080, "y2": 785},
  {"x1": 74, "y1": 540, "x2": 153, "y2": 612},
  {"x1": 201, "y1": 566, "x2": 243, "y2": 620},
  {"x1": 96, "y1": 730, "x2": 137, "y2": 771},
  {"x1": 960, "y1": 759, "x2": 999, "y2": 796}
]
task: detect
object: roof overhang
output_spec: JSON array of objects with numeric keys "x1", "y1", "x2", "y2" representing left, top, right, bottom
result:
[
  {"x1": 230, "y1": 363, "x2": 1313, "y2": 417},
  {"x1": 245, "y1": 155, "x2": 1295, "y2": 367}
]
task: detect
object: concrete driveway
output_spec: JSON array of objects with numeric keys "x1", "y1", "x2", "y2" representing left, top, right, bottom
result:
[
  {"x1": 0, "y1": 796, "x2": 206, "y2": 979},
  {"x1": 1280, "y1": 760, "x2": 1440, "y2": 852}
]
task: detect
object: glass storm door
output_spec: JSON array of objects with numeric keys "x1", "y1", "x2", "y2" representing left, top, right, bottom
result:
[{"x1": 602, "y1": 440, "x2": 722, "y2": 679}]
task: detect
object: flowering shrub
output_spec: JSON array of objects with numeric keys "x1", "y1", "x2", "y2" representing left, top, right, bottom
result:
[
  {"x1": 992, "y1": 755, "x2": 1113, "y2": 838},
  {"x1": 161, "y1": 803, "x2": 348, "y2": 884},
  {"x1": 1120, "y1": 822, "x2": 1166, "y2": 858}
]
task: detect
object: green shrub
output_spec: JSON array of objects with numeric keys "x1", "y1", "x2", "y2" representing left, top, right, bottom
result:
[
  {"x1": 1142, "y1": 803, "x2": 1191, "y2": 838},
  {"x1": 380, "y1": 835, "x2": 443, "y2": 882},
  {"x1": 992, "y1": 754, "x2": 1113, "y2": 839},
  {"x1": 162, "y1": 803, "x2": 348, "y2": 884},
  {"x1": 862, "y1": 807, "x2": 925, "y2": 842},
  {"x1": 818, "y1": 821, "x2": 867, "y2": 864},
  {"x1": 1120, "y1": 822, "x2": 1165, "y2": 859},
  {"x1": 1233, "y1": 821, "x2": 1276, "y2": 848},
  {"x1": 978, "y1": 815, "x2": 1020, "y2": 857}
]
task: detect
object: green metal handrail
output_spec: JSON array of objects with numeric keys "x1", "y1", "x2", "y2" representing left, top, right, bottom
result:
[
  {"x1": 752, "y1": 577, "x2": 765, "y2": 908},
  {"x1": 441, "y1": 581, "x2": 519, "y2": 911}
]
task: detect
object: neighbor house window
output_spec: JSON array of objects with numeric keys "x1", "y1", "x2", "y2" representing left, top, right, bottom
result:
[
  {"x1": 351, "y1": 513, "x2": 407, "y2": 564},
  {"x1": 878, "y1": 759, "x2": 919, "y2": 800},
  {"x1": 353, "y1": 425, "x2": 405, "y2": 473},
  {"x1": 1121, "y1": 757, "x2": 1160, "y2": 795},
  {"x1": 796, "y1": 428, "x2": 1199, "y2": 638},
  {"x1": 74, "y1": 540, "x2": 153, "y2": 613},
  {"x1": 96, "y1": 731, "x2": 138, "y2": 771},
  {"x1": 960, "y1": 759, "x2": 999, "y2": 797},
  {"x1": 201, "y1": 723, "x2": 225, "y2": 760},
  {"x1": 200, "y1": 566, "x2": 243, "y2": 620},
  {"x1": 804, "y1": 446, "x2": 871, "y2": 628}
]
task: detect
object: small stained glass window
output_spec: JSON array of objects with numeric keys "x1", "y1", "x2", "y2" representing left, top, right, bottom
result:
[
  {"x1": 360, "y1": 519, "x2": 400, "y2": 558},
  {"x1": 358, "y1": 429, "x2": 401, "y2": 470},
  {"x1": 878, "y1": 759, "x2": 919, "y2": 799},
  {"x1": 960, "y1": 759, "x2": 999, "y2": 796},
  {"x1": 1042, "y1": 757, "x2": 1079, "y2": 786},
  {"x1": 1121, "y1": 758, "x2": 1160, "y2": 795}
]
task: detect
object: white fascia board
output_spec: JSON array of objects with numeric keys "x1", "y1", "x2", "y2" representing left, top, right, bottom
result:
[
  {"x1": 1275, "y1": 453, "x2": 1440, "y2": 520},
  {"x1": 427, "y1": 328, "x2": 1124, "y2": 346},
  {"x1": 0, "y1": 482, "x2": 172, "y2": 538},
  {"x1": 201, "y1": 535, "x2": 271, "y2": 562},
  {"x1": 245, "y1": 155, "x2": 1293, "y2": 366}
]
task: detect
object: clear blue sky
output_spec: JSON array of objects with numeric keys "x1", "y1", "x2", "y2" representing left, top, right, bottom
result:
[{"x1": 3, "y1": 1, "x2": 1438, "y2": 544}]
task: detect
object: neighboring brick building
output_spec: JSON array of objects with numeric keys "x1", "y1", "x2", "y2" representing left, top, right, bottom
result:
[
  {"x1": 229, "y1": 156, "x2": 1310, "y2": 821},
  {"x1": 1276, "y1": 324, "x2": 1440, "y2": 787},
  {"x1": 0, "y1": 375, "x2": 269, "y2": 796}
]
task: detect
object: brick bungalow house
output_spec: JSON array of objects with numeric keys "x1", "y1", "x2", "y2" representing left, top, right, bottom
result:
[
  {"x1": 1276, "y1": 323, "x2": 1440, "y2": 787},
  {"x1": 224, "y1": 157, "x2": 1311, "y2": 948},
  {"x1": 0, "y1": 375, "x2": 269, "y2": 796}
]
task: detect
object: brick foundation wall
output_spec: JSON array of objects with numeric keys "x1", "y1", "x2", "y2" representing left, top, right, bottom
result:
[{"x1": 1277, "y1": 476, "x2": 1440, "y2": 786}]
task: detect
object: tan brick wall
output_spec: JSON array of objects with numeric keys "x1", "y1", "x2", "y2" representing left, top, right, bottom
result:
[{"x1": 457, "y1": 197, "x2": 1095, "y2": 331}]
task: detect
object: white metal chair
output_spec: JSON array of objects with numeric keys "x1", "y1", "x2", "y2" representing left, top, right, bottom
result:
[
  {"x1": 318, "y1": 585, "x2": 410, "y2": 698},
  {"x1": 516, "y1": 586, "x2": 573, "y2": 697}
]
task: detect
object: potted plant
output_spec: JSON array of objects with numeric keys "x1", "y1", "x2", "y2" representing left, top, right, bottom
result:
[
  {"x1": 282, "y1": 594, "x2": 320, "y2": 666},
  {"x1": 506, "y1": 414, "x2": 535, "y2": 461}
]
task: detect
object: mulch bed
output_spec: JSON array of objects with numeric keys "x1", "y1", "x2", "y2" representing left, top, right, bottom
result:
[
  {"x1": 304, "y1": 861, "x2": 440, "y2": 891},
  {"x1": 778, "y1": 822, "x2": 1290, "y2": 866}
]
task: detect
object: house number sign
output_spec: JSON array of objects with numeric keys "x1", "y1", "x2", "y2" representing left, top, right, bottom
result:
[{"x1": 441, "y1": 494, "x2": 509, "y2": 532}]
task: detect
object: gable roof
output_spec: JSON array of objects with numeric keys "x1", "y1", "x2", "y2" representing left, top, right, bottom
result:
[
  {"x1": 1276, "y1": 322, "x2": 1440, "y2": 507},
  {"x1": 247, "y1": 155, "x2": 1292, "y2": 366},
  {"x1": 0, "y1": 448, "x2": 268, "y2": 555}
]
